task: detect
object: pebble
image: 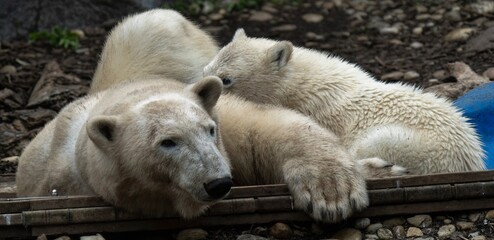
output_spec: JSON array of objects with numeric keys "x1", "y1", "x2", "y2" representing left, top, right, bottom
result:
[
  {"x1": 366, "y1": 223, "x2": 382, "y2": 233},
  {"x1": 0, "y1": 156, "x2": 19, "y2": 164},
  {"x1": 383, "y1": 217, "x2": 405, "y2": 227},
  {"x1": 392, "y1": 225, "x2": 405, "y2": 239},
  {"x1": 261, "y1": 5, "x2": 278, "y2": 14},
  {"x1": 252, "y1": 226, "x2": 268, "y2": 236},
  {"x1": 483, "y1": 67, "x2": 494, "y2": 80},
  {"x1": 377, "y1": 228, "x2": 393, "y2": 240},
  {"x1": 302, "y1": 13, "x2": 324, "y2": 23},
  {"x1": 444, "y1": 28, "x2": 476, "y2": 42},
  {"x1": 177, "y1": 229, "x2": 208, "y2": 240},
  {"x1": 415, "y1": 5, "x2": 428, "y2": 13},
  {"x1": 381, "y1": 71, "x2": 404, "y2": 81},
  {"x1": 271, "y1": 24, "x2": 297, "y2": 32},
  {"x1": 406, "y1": 227, "x2": 423, "y2": 237},
  {"x1": 70, "y1": 29, "x2": 85, "y2": 39},
  {"x1": 430, "y1": 14, "x2": 443, "y2": 21},
  {"x1": 468, "y1": 1, "x2": 494, "y2": 15},
  {"x1": 249, "y1": 11, "x2": 273, "y2": 22},
  {"x1": 332, "y1": 228, "x2": 362, "y2": 240},
  {"x1": 433, "y1": 70, "x2": 449, "y2": 81},
  {"x1": 407, "y1": 214, "x2": 432, "y2": 227},
  {"x1": 456, "y1": 221, "x2": 475, "y2": 231},
  {"x1": 486, "y1": 210, "x2": 494, "y2": 221},
  {"x1": 236, "y1": 234, "x2": 268, "y2": 240},
  {"x1": 443, "y1": 218, "x2": 452, "y2": 224},
  {"x1": 37, "y1": 234, "x2": 48, "y2": 240},
  {"x1": 389, "y1": 39, "x2": 404, "y2": 45},
  {"x1": 80, "y1": 234, "x2": 105, "y2": 240},
  {"x1": 0, "y1": 65, "x2": 16, "y2": 75},
  {"x1": 413, "y1": 26, "x2": 423, "y2": 35},
  {"x1": 415, "y1": 238, "x2": 434, "y2": 240},
  {"x1": 305, "y1": 32, "x2": 325, "y2": 41},
  {"x1": 404, "y1": 71, "x2": 420, "y2": 81},
  {"x1": 209, "y1": 13, "x2": 223, "y2": 21},
  {"x1": 416, "y1": 14, "x2": 431, "y2": 20},
  {"x1": 354, "y1": 218, "x2": 371, "y2": 229},
  {"x1": 471, "y1": 236, "x2": 487, "y2": 240},
  {"x1": 269, "y1": 222, "x2": 292, "y2": 239},
  {"x1": 54, "y1": 237, "x2": 71, "y2": 240},
  {"x1": 410, "y1": 41, "x2": 424, "y2": 49},
  {"x1": 445, "y1": 9, "x2": 462, "y2": 22},
  {"x1": 437, "y1": 224, "x2": 456, "y2": 239},
  {"x1": 364, "y1": 234, "x2": 379, "y2": 239},
  {"x1": 379, "y1": 26, "x2": 400, "y2": 34}
]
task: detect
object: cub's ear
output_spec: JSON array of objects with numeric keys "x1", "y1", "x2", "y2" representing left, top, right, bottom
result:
[
  {"x1": 188, "y1": 76, "x2": 223, "y2": 112},
  {"x1": 87, "y1": 116, "x2": 118, "y2": 147},
  {"x1": 266, "y1": 41, "x2": 293, "y2": 69},
  {"x1": 232, "y1": 28, "x2": 247, "y2": 41}
]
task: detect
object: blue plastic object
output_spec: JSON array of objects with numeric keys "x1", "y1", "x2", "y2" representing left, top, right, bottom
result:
[{"x1": 454, "y1": 82, "x2": 494, "y2": 170}]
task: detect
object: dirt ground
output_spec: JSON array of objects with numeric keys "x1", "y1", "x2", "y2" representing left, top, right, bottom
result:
[{"x1": 1, "y1": 0, "x2": 494, "y2": 239}]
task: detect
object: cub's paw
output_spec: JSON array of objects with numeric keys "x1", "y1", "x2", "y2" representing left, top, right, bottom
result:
[
  {"x1": 282, "y1": 161, "x2": 369, "y2": 223},
  {"x1": 358, "y1": 157, "x2": 409, "y2": 178}
]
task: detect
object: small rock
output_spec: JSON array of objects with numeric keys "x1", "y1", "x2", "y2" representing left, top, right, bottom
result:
[
  {"x1": 249, "y1": 11, "x2": 273, "y2": 22},
  {"x1": 332, "y1": 228, "x2": 362, "y2": 240},
  {"x1": 437, "y1": 224, "x2": 456, "y2": 239},
  {"x1": 53, "y1": 237, "x2": 71, "y2": 240},
  {"x1": 0, "y1": 88, "x2": 15, "y2": 102},
  {"x1": 392, "y1": 225, "x2": 406, "y2": 239},
  {"x1": 430, "y1": 14, "x2": 443, "y2": 21},
  {"x1": 466, "y1": 27, "x2": 494, "y2": 53},
  {"x1": 269, "y1": 223, "x2": 292, "y2": 239},
  {"x1": 414, "y1": 238, "x2": 435, "y2": 240},
  {"x1": 469, "y1": 231, "x2": 480, "y2": 238},
  {"x1": 389, "y1": 39, "x2": 404, "y2": 45},
  {"x1": 80, "y1": 234, "x2": 105, "y2": 240},
  {"x1": 416, "y1": 5, "x2": 428, "y2": 13},
  {"x1": 252, "y1": 226, "x2": 268, "y2": 237},
  {"x1": 416, "y1": 14, "x2": 431, "y2": 20},
  {"x1": 377, "y1": 228, "x2": 393, "y2": 240},
  {"x1": 433, "y1": 70, "x2": 450, "y2": 81},
  {"x1": 383, "y1": 217, "x2": 405, "y2": 227},
  {"x1": 456, "y1": 221, "x2": 474, "y2": 231},
  {"x1": 486, "y1": 210, "x2": 494, "y2": 221},
  {"x1": 305, "y1": 32, "x2": 325, "y2": 41},
  {"x1": 1, "y1": 156, "x2": 19, "y2": 164},
  {"x1": 445, "y1": 9, "x2": 461, "y2": 22},
  {"x1": 471, "y1": 236, "x2": 487, "y2": 240},
  {"x1": 404, "y1": 71, "x2": 420, "y2": 81},
  {"x1": 413, "y1": 27, "x2": 423, "y2": 35},
  {"x1": 483, "y1": 67, "x2": 494, "y2": 80},
  {"x1": 364, "y1": 234, "x2": 379, "y2": 239},
  {"x1": 379, "y1": 26, "x2": 400, "y2": 34},
  {"x1": 406, "y1": 227, "x2": 423, "y2": 237},
  {"x1": 70, "y1": 29, "x2": 85, "y2": 39},
  {"x1": 0, "y1": 65, "x2": 16, "y2": 75},
  {"x1": 468, "y1": 1, "x2": 494, "y2": 15},
  {"x1": 444, "y1": 28, "x2": 476, "y2": 42},
  {"x1": 37, "y1": 234, "x2": 48, "y2": 240},
  {"x1": 209, "y1": 13, "x2": 223, "y2": 21},
  {"x1": 410, "y1": 41, "x2": 424, "y2": 48},
  {"x1": 271, "y1": 24, "x2": 297, "y2": 32},
  {"x1": 381, "y1": 71, "x2": 404, "y2": 81},
  {"x1": 355, "y1": 218, "x2": 371, "y2": 229},
  {"x1": 469, "y1": 212, "x2": 483, "y2": 222},
  {"x1": 302, "y1": 13, "x2": 324, "y2": 23},
  {"x1": 366, "y1": 223, "x2": 383, "y2": 233},
  {"x1": 261, "y1": 5, "x2": 278, "y2": 14},
  {"x1": 236, "y1": 234, "x2": 268, "y2": 240},
  {"x1": 177, "y1": 229, "x2": 208, "y2": 240},
  {"x1": 407, "y1": 214, "x2": 432, "y2": 228}
]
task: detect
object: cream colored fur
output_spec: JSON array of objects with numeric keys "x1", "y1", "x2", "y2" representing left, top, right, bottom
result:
[
  {"x1": 17, "y1": 10, "x2": 408, "y2": 223},
  {"x1": 90, "y1": 9, "x2": 219, "y2": 93},
  {"x1": 203, "y1": 29, "x2": 486, "y2": 175}
]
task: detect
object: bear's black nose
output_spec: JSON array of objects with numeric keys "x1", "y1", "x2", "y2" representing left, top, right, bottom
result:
[{"x1": 204, "y1": 177, "x2": 233, "y2": 199}]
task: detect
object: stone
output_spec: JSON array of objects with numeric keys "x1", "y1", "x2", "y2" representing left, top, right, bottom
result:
[
  {"x1": 425, "y1": 83, "x2": 466, "y2": 100},
  {"x1": 413, "y1": 27, "x2": 423, "y2": 35},
  {"x1": 389, "y1": 39, "x2": 404, "y2": 45},
  {"x1": 383, "y1": 217, "x2": 405, "y2": 227},
  {"x1": 305, "y1": 32, "x2": 325, "y2": 41},
  {"x1": 471, "y1": 236, "x2": 487, "y2": 240},
  {"x1": 271, "y1": 24, "x2": 297, "y2": 32},
  {"x1": 466, "y1": 27, "x2": 494, "y2": 53},
  {"x1": 0, "y1": 65, "x2": 16, "y2": 75},
  {"x1": 444, "y1": 28, "x2": 476, "y2": 42},
  {"x1": 252, "y1": 226, "x2": 268, "y2": 237},
  {"x1": 456, "y1": 221, "x2": 474, "y2": 231},
  {"x1": 486, "y1": 210, "x2": 494, "y2": 221},
  {"x1": 377, "y1": 228, "x2": 393, "y2": 240},
  {"x1": 407, "y1": 214, "x2": 432, "y2": 228},
  {"x1": 379, "y1": 26, "x2": 400, "y2": 34},
  {"x1": 302, "y1": 13, "x2": 324, "y2": 23},
  {"x1": 448, "y1": 61, "x2": 489, "y2": 86},
  {"x1": 0, "y1": 88, "x2": 15, "y2": 102},
  {"x1": 410, "y1": 41, "x2": 424, "y2": 48},
  {"x1": 177, "y1": 229, "x2": 208, "y2": 240},
  {"x1": 269, "y1": 223, "x2": 292, "y2": 239},
  {"x1": 437, "y1": 224, "x2": 456, "y2": 239},
  {"x1": 469, "y1": 212, "x2": 483, "y2": 222},
  {"x1": 392, "y1": 225, "x2": 405, "y2": 239},
  {"x1": 468, "y1": 1, "x2": 494, "y2": 15},
  {"x1": 37, "y1": 234, "x2": 48, "y2": 240},
  {"x1": 355, "y1": 218, "x2": 371, "y2": 229},
  {"x1": 70, "y1": 29, "x2": 85, "y2": 39},
  {"x1": 261, "y1": 5, "x2": 278, "y2": 14},
  {"x1": 366, "y1": 223, "x2": 383, "y2": 233},
  {"x1": 1, "y1": 156, "x2": 19, "y2": 164},
  {"x1": 249, "y1": 11, "x2": 273, "y2": 22},
  {"x1": 404, "y1": 71, "x2": 420, "y2": 81},
  {"x1": 433, "y1": 70, "x2": 449, "y2": 81},
  {"x1": 415, "y1": 5, "x2": 428, "y2": 13},
  {"x1": 364, "y1": 234, "x2": 379, "y2": 239},
  {"x1": 209, "y1": 13, "x2": 223, "y2": 21},
  {"x1": 381, "y1": 71, "x2": 404, "y2": 81},
  {"x1": 416, "y1": 14, "x2": 431, "y2": 20},
  {"x1": 54, "y1": 237, "x2": 71, "y2": 240},
  {"x1": 406, "y1": 227, "x2": 423, "y2": 237},
  {"x1": 236, "y1": 234, "x2": 268, "y2": 240},
  {"x1": 445, "y1": 9, "x2": 462, "y2": 22},
  {"x1": 332, "y1": 228, "x2": 362, "y2": 240},
  {"x1": 16, "y1": 109, "x2": 57, "y2": 128},
  {"x1": 80, "y1": 234, "x2": 105, "y2": 240},
  {"x1": 430, "y1": 14, "x2": 443, "y2": 21}
]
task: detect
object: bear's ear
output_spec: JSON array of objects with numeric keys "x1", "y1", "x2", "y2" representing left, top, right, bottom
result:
[
  {"x1": 188, "y1": 76, "x2": 223, "y2": 112},
  {"x1": 232, "y1": 28, "x2": 247, "y2": 41},
  {"x1": 87, "y1": 115, "x2": 118, "y2": 147},
  {"x1": 266, "y1": 41, "x2": 293, "y2": 69}
]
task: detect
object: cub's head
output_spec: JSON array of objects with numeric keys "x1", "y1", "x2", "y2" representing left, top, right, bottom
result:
[
  {"x1": 203, "y1": 29, "x2": 294, "y2": 104},
  {"x1": 85, "y1": 76, "x2": 231, "y2": 218}
]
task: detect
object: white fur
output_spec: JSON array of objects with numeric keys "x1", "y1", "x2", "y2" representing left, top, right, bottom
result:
[{"x1": 204, "y1": 30, "x2": 486, "y2": 174}]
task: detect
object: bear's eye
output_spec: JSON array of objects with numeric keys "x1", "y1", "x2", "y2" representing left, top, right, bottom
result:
[
  {"x1": 222, "y1": 78, "x2": 233, "y2": 87},
  {"x1": 210, "y1": 127, "x2": 215, "y2": 137},
  {"x1": 161, "y1": 139, "x2": 177, "y2": 148}
]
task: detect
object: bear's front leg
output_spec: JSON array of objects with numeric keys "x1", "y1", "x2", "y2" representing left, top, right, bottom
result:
[{"x1": 282, "y1": 158, "x2": 369, "y2": 223}]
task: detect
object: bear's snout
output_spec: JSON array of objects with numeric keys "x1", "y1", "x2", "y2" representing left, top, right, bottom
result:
[{"x1": 203, "y1": 177, "x2": 233, "y2": 200}]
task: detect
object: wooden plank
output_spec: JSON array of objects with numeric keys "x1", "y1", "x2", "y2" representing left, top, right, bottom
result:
[
  {"x1": 226, "y1": 184, "x2": 290, "y2": 199},
  {"x1": 0, "y1": 226, "x2": 32, "y2": 239}
]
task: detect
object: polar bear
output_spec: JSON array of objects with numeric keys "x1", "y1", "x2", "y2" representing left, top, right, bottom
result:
[
  {"x1": 90, "y1": 9, "x2": 219, "y2": 94},
  {"x1": 203, "y1": 29, "x2": 486, "y2": 175}
]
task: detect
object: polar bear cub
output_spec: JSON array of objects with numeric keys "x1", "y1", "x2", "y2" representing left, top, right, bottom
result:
[
  {"x1": 204, "y1": 29, "x2": 486, "y2": 175},
  {"x1": 17, "y1": 77, "x2": 233, "y2": 219},
  {"x1": 90, "y1": 9, "x2": 219, "y2": 93}
]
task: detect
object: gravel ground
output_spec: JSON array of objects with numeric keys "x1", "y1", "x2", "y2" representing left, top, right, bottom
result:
[{"x1": 1, "y1": 0, "x2": 494, "y2": 239}]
